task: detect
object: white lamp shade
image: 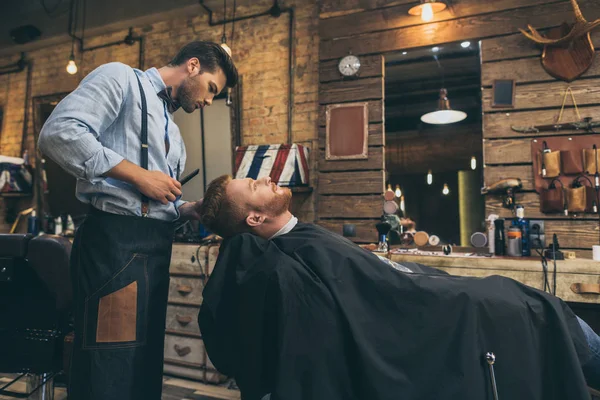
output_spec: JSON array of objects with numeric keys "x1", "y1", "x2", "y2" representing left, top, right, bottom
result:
[{"x1": 420, "y1": 109, "x2": 467, "y2": 125}]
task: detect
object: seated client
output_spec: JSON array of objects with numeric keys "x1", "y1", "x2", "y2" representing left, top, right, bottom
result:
[{"x1": 198, "y1": 174, "x2": 600, "y2": 400}]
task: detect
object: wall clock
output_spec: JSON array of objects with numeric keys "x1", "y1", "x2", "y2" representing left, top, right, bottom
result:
[{"x1": 338, "y1": 54, "x2": 361, "y2": 77}]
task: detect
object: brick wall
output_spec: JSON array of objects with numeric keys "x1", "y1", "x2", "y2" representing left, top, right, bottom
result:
[{"x1": 0, "y1": 0, "x2": 319, "y2": 231}]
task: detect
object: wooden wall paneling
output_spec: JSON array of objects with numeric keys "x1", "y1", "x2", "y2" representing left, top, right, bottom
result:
[
  {"x1": 319, "y1": 0, "x2": 600, "y2": 60},
  {"x1": 481, "y1": 31, "x2": 600, "y2": 63},
  {"x1": 484, "y1": 107, "x2": 600, "y2": 139},
  {"x1": 319, "y1": 123, "x2": 383, "y2": 148},
  {"x1": 482, "y1": 78, "x2": 600, "y2": 112},
  {"x1": 320, "y1": 55, "x2": 383, "y2": 83},
  {"x1": 316, "y1": 219, "x2": 380, "y2": 243},
  {"x1": 319, "y1": 0, "x2": 414, "y2": 19},
  {"x1": 319, "y1": 146, "x2": 384, "y2": 171},
  {"x1": 320, "y1": 77, "x2": 384, "y2": 104},
  {"x1": 482, "y1": 57, "x2": 600, "y2": 87},
  {"x1": 484, "y1": 165, "x2": 534, "y2": 190},
  {"x1": 318, "y1": 195, "x2": 383, "y2": 218},
  {"x1": 320, "y1": 0, "x2": 554, "y2": 41},
  {"x1": 486, "y1": 192, "x2": 600, "y2": 220},
  {"x1": 319, "y1": 171, "x2": 385, "y2": 194}
]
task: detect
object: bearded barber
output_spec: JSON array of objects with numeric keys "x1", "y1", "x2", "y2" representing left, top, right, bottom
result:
[{"x1": 38, "y1": 41, "x2": 238, "y2": 400}]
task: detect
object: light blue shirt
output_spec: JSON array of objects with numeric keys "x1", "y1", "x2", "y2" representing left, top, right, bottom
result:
[{"x1": 38, "y1": 62, "x2": 187, "y2": 221}]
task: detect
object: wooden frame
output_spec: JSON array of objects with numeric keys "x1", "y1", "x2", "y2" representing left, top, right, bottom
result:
[
  {"x1": 325, "y1": 102, "x2": 369, "y2": 160},
  {"x1": 491, "y1": 79, "x2": 516, "y2": 108}
]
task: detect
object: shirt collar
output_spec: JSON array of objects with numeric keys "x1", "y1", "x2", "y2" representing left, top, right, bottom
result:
[
  {"x1": 144, "y1": 67, "x2": 167, "y2": 94},
  {"x1": 269, "y1": 215, "x2": 298, "y2": 240}
]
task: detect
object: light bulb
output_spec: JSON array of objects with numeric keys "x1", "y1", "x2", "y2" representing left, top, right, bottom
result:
[
  {"x1": 427, "y1": 170, "x2": 433, "y2": 185},
  {"x1": 442, "y1": 183, "x2": 449, "y2": 195},
  {"x1": 387, "y1": 184, "x2": 392, "y2": 191},
  {"x1": 471, "y1": 156, "x2": 477, "y2": 170},
  {"x1": 461, "y1": 41, "x2": 471, "y2": 48},
  {"x1": 400, "y1": 196, "x2": 405, "y2": 212},
  {"x1": 66, "y1": 59, "x2": 77, "y2": 75},
  {"x1": 395, "y1": 185, "x2": 402, "y2": 198},
  {"x1": 421, "y1": 3, "x2": 434, "y2": 22},
  {"x1": 220, "y1": 42, "x2": 232, "y2": 57}
]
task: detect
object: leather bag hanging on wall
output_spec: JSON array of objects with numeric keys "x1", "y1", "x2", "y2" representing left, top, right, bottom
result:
[
  {"x1": 583, "y1": 144, "x2": 600, "y2": 174},
  {"x1": 540, "y1": 178, "x2": 566, "y2": 214},
  {"x1": 561, "y1": 148, "x2": 584, "y2": 175},
  {"x1": 540, "y1": 141, "x2": 561, "y2": 178},
  {"x1": 566, "y1": 175, "x2": 597, "y2": 213}
]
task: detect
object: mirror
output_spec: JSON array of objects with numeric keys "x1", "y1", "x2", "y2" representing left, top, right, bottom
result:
[
  {"x1": 385, "y1": 41, "x2": 484, "y2": 246},
  {"x1": 31, "y1": 79, "x2": 243, "y2": 233}
]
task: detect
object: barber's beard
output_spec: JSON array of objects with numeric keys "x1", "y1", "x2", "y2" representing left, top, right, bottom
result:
[
  {"x1": 267, "y1": 188, "x2": 292, "y2": 217},
  {"x1": 177, "y1": 77, "x2": 199, "y2": 113}
]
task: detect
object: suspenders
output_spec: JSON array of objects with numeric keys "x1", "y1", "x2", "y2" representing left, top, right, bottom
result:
[{"x1": 134, "y1": 72, "x2": 150, "y2": 217}]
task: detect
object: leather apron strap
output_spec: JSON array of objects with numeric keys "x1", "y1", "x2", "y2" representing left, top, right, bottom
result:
[{"x1": 134, "y1": 72, "x2": 150, "y2": 217}]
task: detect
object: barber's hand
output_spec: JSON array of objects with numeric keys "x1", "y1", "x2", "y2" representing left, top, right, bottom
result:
[
  {"x1": 178, "y1": 199, "x2": 203, "y2": 221},
  {"x1": 135, "y1": 170, "x2": 182, "y2": 204}
]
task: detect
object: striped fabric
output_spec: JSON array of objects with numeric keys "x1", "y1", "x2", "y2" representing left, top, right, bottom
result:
[{"x1": 234, "y1": 144, "x2": 310, "y2": 186}]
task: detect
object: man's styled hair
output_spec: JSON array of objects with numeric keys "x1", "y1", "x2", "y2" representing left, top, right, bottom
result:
[
  {"x1": 170, "y1": 41, "x2": 238, "y2": 88},
  {"x1": 199, "y1": 175, "x2": 249, "y2": 238}
]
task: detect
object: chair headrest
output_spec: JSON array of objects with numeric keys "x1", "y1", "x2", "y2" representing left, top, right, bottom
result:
[{"x1": 0, "y1": 234, "x2": 32, "y2": 258}]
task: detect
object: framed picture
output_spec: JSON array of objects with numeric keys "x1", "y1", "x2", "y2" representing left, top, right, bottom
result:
[
  {"x1": 491, "y1": 79, "x2": 516, "y2": 108},
  {"x1": 325, "y1": 102, "x2": 368, "y2": 160}
]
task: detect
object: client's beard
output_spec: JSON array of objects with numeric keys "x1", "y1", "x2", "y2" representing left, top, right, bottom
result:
[{"x1": 267, "y1": 188, "x2": 292, "y2": 217}]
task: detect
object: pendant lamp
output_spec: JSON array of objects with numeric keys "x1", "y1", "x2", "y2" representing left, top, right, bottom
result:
[
  {"x1": 408, "y1": 0, "x2": 447, "y2": 22},
  {"x1": 420, "y1": 88, "x2": 467, "y2": 125}
]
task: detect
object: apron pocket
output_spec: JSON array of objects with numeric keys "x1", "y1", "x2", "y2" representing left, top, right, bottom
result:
[{"x1": 83, "y1": 253, "x2": 149, "y2": 349}]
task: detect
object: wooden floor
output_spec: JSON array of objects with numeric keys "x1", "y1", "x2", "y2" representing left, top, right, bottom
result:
[{"x1": 0, "y1": 374, "x2": 241, "y2": 400}]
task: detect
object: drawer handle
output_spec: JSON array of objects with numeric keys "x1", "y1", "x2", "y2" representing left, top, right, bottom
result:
[
  {"x1": 571, "y1": 283, "x2": 600, "y2": 295},
  {"x1": 174, "y1": 344, "x2": 191, "y2": 357},
  {"x1": 176, "y1": 315, "x2": 192, "y2": 325},
  {"x1": 177, "y1": 284, "x2": 193, "y2": 295}
]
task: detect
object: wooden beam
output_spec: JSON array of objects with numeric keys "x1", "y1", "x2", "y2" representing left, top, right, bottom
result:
[
  {"x1": 482, "y1": 57, "x2": 600, "y2": 87},
  {"x1": 482, "y1": 78, "x2": 600, "y2": 112},
  {"x1": 319, "y1": 0, "x2": 413, "y2": 19},
  {"x1": 483, "y1": 107, "x2": 600, "y2": 139},
  {"x1": 320, "y1": 77, "x2": 384, "y2": 105},
  {"x1": 319, "y1": 0, "x2": 600, "y2": 60},
  {"x1": 318, "y1": 195, "x2": 383, "y2": 218},
  {"x1": 319, "y1": 100, "x2": 383, "y2": 126},
  {"x1": 316, "y1": 219, "x2": 379, "y2": 243},
  {"x1": 484, "y1": 138, "x2": 533, "y2": 164},
  {"x1": 481, "y1": 31, "x2": 600, "y2": 63},
  {"x1": 320, "y1": 55, "x2": 383, "y2": 83},
  {"x1": 319, "y1": 147, "x2": 384, "y2": 172},
  {"x1": 319, "y1": 170, "x2": 385, "y2": 194},
  {"x1": 486, "y1": 192, "x2": 600, "y2": 220},
  {"x1": 484, "y1": 165, "x2": 534, "y2": 190},
  {"x1": 319, "y1": 123, "x2": 384, "y2": 149},
  {"x1": 320, "y1": 0, "x2": 553, "y2": 41}
]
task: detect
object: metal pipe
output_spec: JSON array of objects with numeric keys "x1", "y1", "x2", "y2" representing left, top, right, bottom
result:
[
  {"x1": 0, "y1": 53, "x2": 27, "y2": 76},
  {"x1": 21, "y1": 59, "x2": 33, "y2": 155}
]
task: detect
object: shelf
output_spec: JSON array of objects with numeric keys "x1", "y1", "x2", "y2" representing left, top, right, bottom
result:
[{"x1": 0, "y1": 192, "x2": 32, "y2": 198}]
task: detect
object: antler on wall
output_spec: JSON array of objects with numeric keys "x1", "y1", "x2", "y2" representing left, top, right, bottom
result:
[{"x1": 520, "y1": 0, "x2": 600, "y2": 45}]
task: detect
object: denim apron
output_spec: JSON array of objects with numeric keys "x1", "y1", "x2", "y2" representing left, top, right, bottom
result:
[{"x1": 68, "y1": 74, "x2": 175, "y2": 399}]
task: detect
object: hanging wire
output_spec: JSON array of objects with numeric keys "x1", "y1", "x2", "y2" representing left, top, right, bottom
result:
[
  {"x1": 433, "y1": 54, "x2": 445, "y2": 88},
  {"x1": 41, "y1": 0, "x2": 62, "y2": 15},
  {"x1": 230, "y1": 0, "x2": 237, "y2": 50},
  {"x1": 222, "y1": 0, "x2": 227, "y2": 42}
]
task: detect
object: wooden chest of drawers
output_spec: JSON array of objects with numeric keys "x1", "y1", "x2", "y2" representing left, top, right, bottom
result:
[{"x1": 163, "y1": 242, "x2": 227, "y2": 384}]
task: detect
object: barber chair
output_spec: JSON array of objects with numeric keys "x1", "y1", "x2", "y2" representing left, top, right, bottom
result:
[{"x1": 0, "y1": 234, "x2": 72, "y2": 399}]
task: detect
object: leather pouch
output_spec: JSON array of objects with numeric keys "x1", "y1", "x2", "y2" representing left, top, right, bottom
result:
[{"x1": 540, "y1": 178, "x2": 565, "y2": 214}]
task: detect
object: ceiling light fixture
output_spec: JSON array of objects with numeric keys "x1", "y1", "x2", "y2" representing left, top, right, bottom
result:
[
  {"x1": 432, "y1": 46, "x2": 440, "y2": 52},
  {"x1": 427, "y1": 170, "x2": 433, "y2": 185},
  {"x1": 461, "y1": 41, "x2": 470, "y2": 48},
  {"x1": 442, "y1": 183, "x2": 450, "y2": 195},
  {"x1": 395, "y1": 185, "x2": 402, "y2": 198},
  {"x1": 421, "y1": 88, "x2": 467, "y2": 124},
  {"x1": 408, "y1": 0, "x2": 447, "y2": 23},
  {"x1": 471, "y1": 156, "x2": 477, "y2": 170}
]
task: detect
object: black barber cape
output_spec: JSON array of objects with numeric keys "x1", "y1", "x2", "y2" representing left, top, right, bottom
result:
[{"x1": 199, "y1": 222, "x2": 591, "y2": 400}]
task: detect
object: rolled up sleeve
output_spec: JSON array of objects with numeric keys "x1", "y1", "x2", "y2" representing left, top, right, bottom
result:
[{"x1": 38, "y1": 62, "x2": 129, "y2": 183}]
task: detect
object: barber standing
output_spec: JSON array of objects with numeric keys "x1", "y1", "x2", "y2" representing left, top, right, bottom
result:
[{"x1": 38, "y1": 41, "x2": 238, "y2": 400}]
